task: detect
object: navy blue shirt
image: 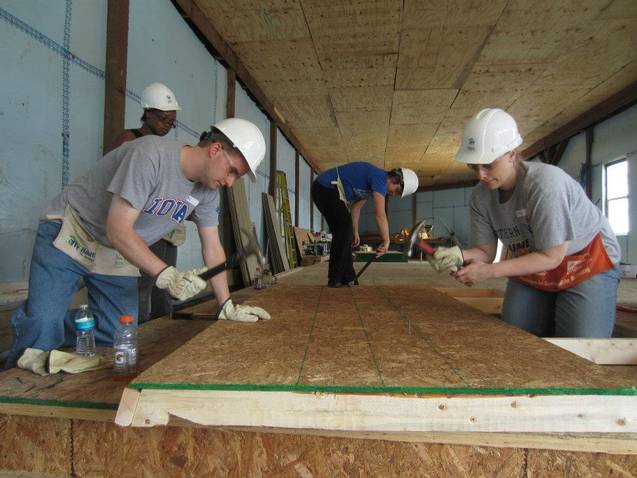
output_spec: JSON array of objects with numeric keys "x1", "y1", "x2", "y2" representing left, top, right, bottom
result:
[{"x1": 316, "y1": 162, "x2": 387, "y2": 201}]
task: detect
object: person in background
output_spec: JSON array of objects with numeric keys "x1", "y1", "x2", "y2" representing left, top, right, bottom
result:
[
  {"x1": 428, "y1": 108, "x2": 620, "y2": 337},
  {"x1": 109, "y1": 82, "x2": 184, "y2": 323},
  {"x1": 311, "y1": 162, "x2": 419, "y2": 288},
  {"x1": 109, "y1": 82, "x2": 180, "y2": 150},
  {"x1": 5, "y1": 118, "x2": 271, "y2": 369}
]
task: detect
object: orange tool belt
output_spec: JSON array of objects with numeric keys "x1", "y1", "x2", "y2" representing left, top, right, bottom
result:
[{"x1": 515, "y1": 233, "x2": 613, "y2": 292}]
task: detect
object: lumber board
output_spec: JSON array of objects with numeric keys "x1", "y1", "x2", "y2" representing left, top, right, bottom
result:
[
  {"x1": 545, "y1": 338, "x2": 637, "y2": 365},
  {"x1": 122, "y1": 284, "x2": 637, "y2": 434},
  {"x1": 126, "y1": 389, "x2": 637, "y2": 434}
]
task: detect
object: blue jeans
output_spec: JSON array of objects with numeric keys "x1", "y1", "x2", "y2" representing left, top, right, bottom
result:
[
  {"x1": 6, "y1": 221, "x2": 138, "y2": 368},
  {"x1": 501, "y1": 266, "x2": 620, "y2": 337}
]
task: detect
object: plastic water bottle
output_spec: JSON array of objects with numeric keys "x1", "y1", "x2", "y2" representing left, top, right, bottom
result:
[
  {"x1": 113, "y1": 315, "x2": 138, "y2": 376},
  {"x1": 74, "y1": 305, "x2": 96, "y2": 357}
]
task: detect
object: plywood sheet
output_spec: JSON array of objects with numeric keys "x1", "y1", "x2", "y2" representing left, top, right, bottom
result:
[{"x1": 133, "y1": 285, "x2": 636, "y2": 392}]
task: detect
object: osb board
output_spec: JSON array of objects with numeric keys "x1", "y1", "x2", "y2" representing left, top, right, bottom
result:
[
  {"x1": 0, "y1": 319, "x2": 208, "y2": 413},
  {"x1": 0, "y1": 414, "x2": 70, "y2": 476},
  {"x1": 0, "y1": 414, "x2": 634, "y2": 476},
  {"x1": 194, "y1": 0, "x2": 637, "y2": 187},
  {"x1": 2, "y1": 415, "x2": 637, "y2": 477},
  {"x1": 132, "y1": 284, "x2": 636, "y2": 392}
]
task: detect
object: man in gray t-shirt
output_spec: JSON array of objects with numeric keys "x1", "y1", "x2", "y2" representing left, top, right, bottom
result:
[{"x1": 6, "y1": 118, "x2": 270, "y2": 369}]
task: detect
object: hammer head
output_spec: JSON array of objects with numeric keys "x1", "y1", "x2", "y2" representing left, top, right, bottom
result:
[
  {"x1": 405, "y1": 220, "x2": 435, "y2": 258},
  {"x1": 238, "y1": 227, "x2": 266, "y2": 270}
]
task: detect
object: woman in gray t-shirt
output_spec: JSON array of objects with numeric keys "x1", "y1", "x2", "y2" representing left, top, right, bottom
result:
[{"x1": 427, "y1": 108, "x2": 620, "y2": 337}]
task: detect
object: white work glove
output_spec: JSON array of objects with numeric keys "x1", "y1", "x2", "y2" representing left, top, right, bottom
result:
[
  {"x1": 155, "y1": 266, "x2": 208, "y2": 301},
  {"x1": 17, "y1": 348, "x2": 49, "y2": 376},
  {"x1": 217, "y1": 299, "x2": 271, "y2": 323},
  {"x1": 17, "y1": 349, "x2": 110, "y2": 375},
  {"x1": 427, "y1": 246, "x2": 464, "y2": 273},
  {"x1": 48, "y1": 350, "x2": 110, "y2": 374}
]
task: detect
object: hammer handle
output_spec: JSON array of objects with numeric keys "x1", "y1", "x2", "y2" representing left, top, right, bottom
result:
[
  {"x1": 417, "y1": 239, "x2": 436, "y2": 255},
  {"x1": 198, "y1": 252, "x2": 242, "y2": 281}
]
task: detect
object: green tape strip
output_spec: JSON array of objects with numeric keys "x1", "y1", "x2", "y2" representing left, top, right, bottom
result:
[
  {"x1": 129, "y1": 383, "x2": 637, "y2": 396},
  {"x1": 0, "y1": 396, "x2": 117, "y2": 410}
]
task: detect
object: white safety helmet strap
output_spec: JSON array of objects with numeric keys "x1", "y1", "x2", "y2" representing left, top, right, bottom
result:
[
  {"x1": 455, "y1": 108, "x2": 522, "y2": 165},
  {"x1": 140, "y1": 82, "x2": 181, "y2": 111},
  {"x1": 204, "y1": 118, "x2": 266, "y2": 182}
]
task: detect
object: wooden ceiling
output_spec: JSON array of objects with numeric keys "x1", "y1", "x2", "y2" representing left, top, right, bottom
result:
[{"x1": 191, "y1": 0, "x2": 637, "y2": 188}]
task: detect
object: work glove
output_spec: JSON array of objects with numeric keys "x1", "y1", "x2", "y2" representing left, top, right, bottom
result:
[
  {"x1": 156, "y1": 266, "x2": 209, "y2": 301},
  {"x1": 17, "y1": 348, "x2": 49, "y2": 376},
  {"x1": 217, "y1": 299, "x2": 271, "y2": 323},
  {"x1": 48, "y1": 350, "x2": 110, "y2": 374},
  {"x1": 17, "y1": 348, "x2": 110, "y2": 375},
  {"x1": 427, "y1": 246, "x2": 464, "y2": 273}
]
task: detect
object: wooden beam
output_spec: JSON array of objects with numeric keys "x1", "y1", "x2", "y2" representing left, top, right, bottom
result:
[
  {"x1": 294, "y1": 152, "x2": 300, "y2": 227},
  {"x1": 269, "y1": 121, "x2": 277, "y2": 200},
  {"x1": 545, "y1": 339, "x2": 637, "y2": 365},
  {"x1": 124, "y1": 389, "x2": 637, "y2": 434},
  {"x1": 172, "y1": 0, "x2": 320, "y2": 172},
  {"x1": 521, "y1": 81, "x2": 637, "y2": 160},
  {"x1": 102, "y1": 0, "x2": 129, "y2": 152},
  {"x1": 226, "y1": 68, "x2": 236, "y2": 118}
]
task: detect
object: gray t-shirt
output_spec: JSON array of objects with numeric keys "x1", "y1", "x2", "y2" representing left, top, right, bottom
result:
[
  {"x1": 46, "y1": 136, "x2": 220, "y2": 246},
  {"x1": 470, "y1": 161, "x2": 620, "y2": 264}
]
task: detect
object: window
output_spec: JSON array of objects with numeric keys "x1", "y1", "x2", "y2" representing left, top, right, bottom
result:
[{"x1": 605, "y1": 159, "x2": 629, "y2": 236}]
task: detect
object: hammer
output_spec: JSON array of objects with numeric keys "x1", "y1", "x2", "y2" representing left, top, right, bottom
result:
[
  {"x1": 405, "y1": 220, "x2": 436, "y2": 258},
  {"x1": 198, "y1": 227, "x2": 266, "y2": 281}
]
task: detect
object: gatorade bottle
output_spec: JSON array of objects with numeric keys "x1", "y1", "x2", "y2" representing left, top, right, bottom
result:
[{"x1": 113, "y1": 315, "x2": 138, "y2": 376}]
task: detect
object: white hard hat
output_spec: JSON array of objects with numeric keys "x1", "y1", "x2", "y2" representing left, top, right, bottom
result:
[
  {"x1": 140, "y1": 82, "x2": 181, "y2": 111},
  {"x1": 455, "y1": 108, "x2": 522, "y2": 165},
  {"x1": 210, "y1": 118, "x2": 266, "y2": 182},
  {"x1": 400, "y1": 168, "x2": 419, "y2": 198}
]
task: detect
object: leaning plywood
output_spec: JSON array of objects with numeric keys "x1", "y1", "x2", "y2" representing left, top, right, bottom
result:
[
  {"x1": 227, "y1": 177, "x2": 259, "y2": 285},
  {"x1": 120, "y1": 285, "x2": 637, "y2": 438},
  {"x1": 546, "y1": 338, "x2": 637, "y2": 365}
]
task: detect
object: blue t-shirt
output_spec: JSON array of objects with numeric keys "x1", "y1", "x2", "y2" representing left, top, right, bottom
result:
[{"x1": 316, "y1": 162, "x2": 387, "y2": 201}]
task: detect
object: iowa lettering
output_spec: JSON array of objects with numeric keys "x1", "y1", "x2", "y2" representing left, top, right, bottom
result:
[{"x1": 143, "y1": 197, "x2": 188, "y2": 223}]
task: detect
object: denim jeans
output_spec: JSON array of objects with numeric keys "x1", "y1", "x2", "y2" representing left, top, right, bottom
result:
[
  {"x1": 501, "y1": 266, "x2": 620, "y2": 337},
  {"x1": 6, "y1": 221, "x2": 138, "y2": 368}
]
